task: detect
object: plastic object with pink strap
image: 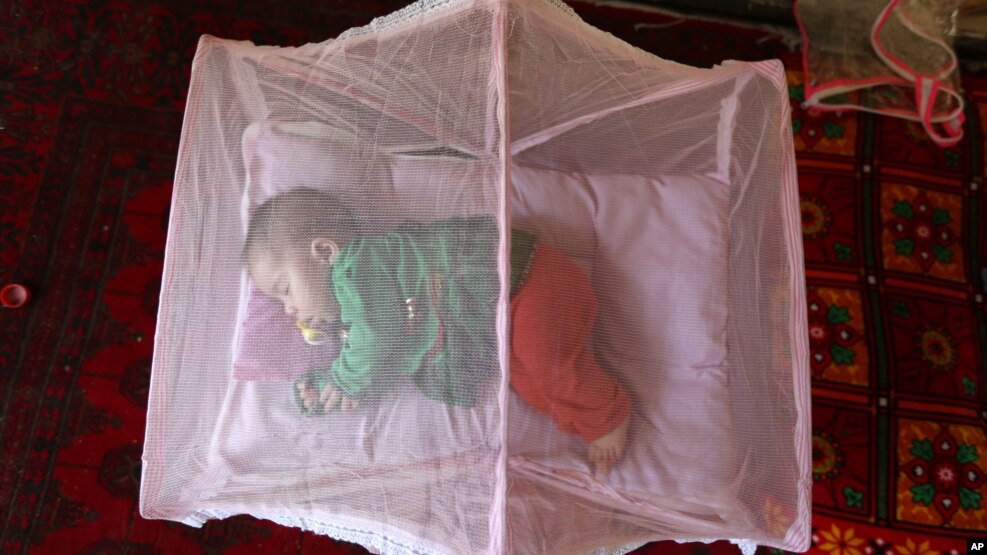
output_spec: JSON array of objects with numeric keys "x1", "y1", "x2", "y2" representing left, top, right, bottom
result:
[{"x1": 795, "y1": 0, "x2": 965, "y2": 147}]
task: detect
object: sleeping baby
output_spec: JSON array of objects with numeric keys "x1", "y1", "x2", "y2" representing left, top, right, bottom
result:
[{"x1": 243, "y1": 187, "x2": 631, "y2": 475}]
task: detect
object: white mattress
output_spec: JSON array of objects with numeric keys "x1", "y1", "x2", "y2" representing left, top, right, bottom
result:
[{"x1": 197, "y1": 122, "x2": 751, "y2": 540}]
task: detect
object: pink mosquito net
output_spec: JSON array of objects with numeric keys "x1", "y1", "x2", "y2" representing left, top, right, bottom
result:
[{"x1": 140, "y1": 0, "x2": 811, "y2": 553}]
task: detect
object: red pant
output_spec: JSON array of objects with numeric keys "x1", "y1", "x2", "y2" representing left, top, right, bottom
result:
[{"x1": 509, "y1": 242, "x2": 632, "y2": 442}]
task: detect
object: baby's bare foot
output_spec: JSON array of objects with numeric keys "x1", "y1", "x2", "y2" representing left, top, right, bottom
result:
[{"x1": 588, "y1": 416, "x2": 630, "y2": 476}]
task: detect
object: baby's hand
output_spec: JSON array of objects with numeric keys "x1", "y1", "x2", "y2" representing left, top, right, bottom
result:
[
  {"x1": 295, "y1": 380, "x2": 358, "y2": 413},
  {"x1": 318, "y1": 381, "x2": 359, "y2": 412},
  {"x1": 296, "y1": 380, "x2": 319, "y2": 412}
]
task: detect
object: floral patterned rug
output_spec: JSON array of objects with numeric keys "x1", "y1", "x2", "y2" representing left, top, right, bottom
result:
[{"x1": 0, "y1": 1, "x2": 984, "y2": 553}]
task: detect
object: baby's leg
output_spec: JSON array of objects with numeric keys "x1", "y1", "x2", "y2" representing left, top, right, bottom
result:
[{"x1": 509, "y1": 242, "x2": 632, "y2": 475}]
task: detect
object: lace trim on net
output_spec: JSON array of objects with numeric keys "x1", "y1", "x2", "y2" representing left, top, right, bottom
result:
[
  {"x1": 186, "y1": 509, "x2": 759, "y2": 554},
  {"x1": 333, "y1": 0, "x2": 702, "y2": 76},
  {"x1": 732, "y1": 539, "x2": 758, "y2": 555},
  {"x1": 337, "y1": 0, "x2": 467, "y2": 40},
  {"x1": 190, "y1": 509, "x2": 440, "y2": 555},
  {"x1": 337, "y1": 0, "x2": 581, "y2": 41}
]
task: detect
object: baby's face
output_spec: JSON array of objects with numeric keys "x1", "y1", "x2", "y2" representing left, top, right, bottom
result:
[{"x1": 251, "y1": 245, "x2": 341, "y2": 328}]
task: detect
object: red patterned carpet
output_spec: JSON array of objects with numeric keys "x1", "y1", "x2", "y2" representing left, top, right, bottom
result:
[{"x1": 1, "y1": 1, "x2": 985, "y2": 554}]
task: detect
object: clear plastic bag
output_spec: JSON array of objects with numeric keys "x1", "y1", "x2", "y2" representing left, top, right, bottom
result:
[{"x1": 795, "y1": 0, "x2": 965, "y2": 146}]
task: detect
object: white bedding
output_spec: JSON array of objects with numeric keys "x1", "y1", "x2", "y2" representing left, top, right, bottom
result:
[{"x1": 205, "y1": 122, "x2": 751, "y2": 539}]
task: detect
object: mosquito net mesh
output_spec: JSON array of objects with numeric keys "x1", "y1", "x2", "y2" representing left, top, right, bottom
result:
[{"x1": 140, "y1": 1, "x2": 811, "y2": 553}]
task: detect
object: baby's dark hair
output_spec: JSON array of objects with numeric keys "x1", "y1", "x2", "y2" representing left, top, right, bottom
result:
[{"x1": 242, "y1": 187, "x2": 358, "y2": 268}]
